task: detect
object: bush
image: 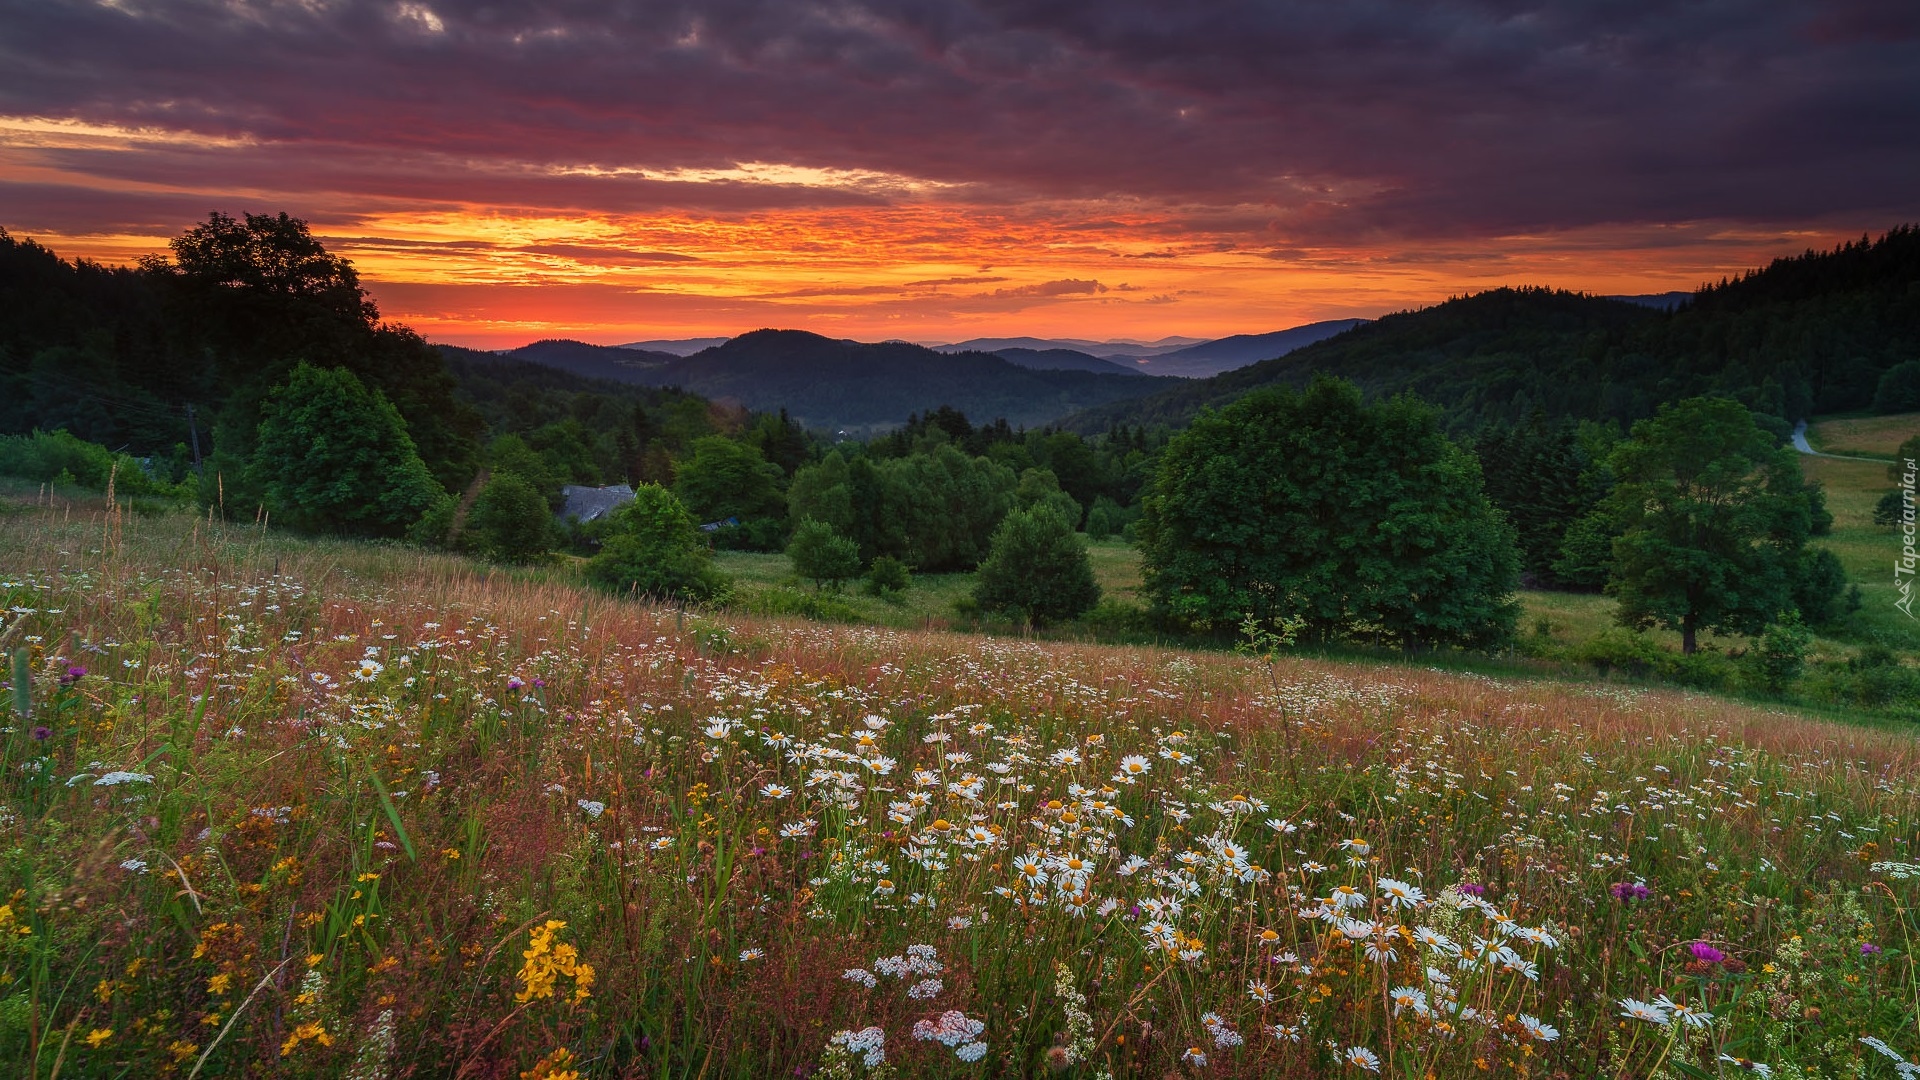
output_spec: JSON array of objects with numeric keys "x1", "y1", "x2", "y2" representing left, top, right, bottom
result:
[
  {"x1": 585, "y1": 484, "x2": 729, "y2": 603},
  {"x1": 864, "y1": 555, "x2": 911, "y2": 598},
  {"x1": 1084, "y1": 496, "x2": 1139, "y2": 540},
  {"x1": 1081, "y1": 597, "x2": 1153, "y2": 638},
  {"x1": 1577, "y1": 628, "x2": 1665, "y2": 678},
  {"x1": 787, "y1": 518, "x2": 861, "y2": 590},
  {"x1": 972, "y1": 506, "x2": 1100, "y2": 626},
  {"x1": 463, "y1": 472, "x2": 553, "y2": 563},
  {"x1": 0, "y1": 429, "x2": 183, "y2": 498},
  {"x1": 743, "y1": 585, "x2": 865, "y2": 623},
  {"x1": 1746, "y1": 612, "x2": 1812, "y2": 695}
]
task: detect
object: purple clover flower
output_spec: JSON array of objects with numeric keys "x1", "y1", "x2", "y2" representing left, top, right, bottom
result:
[
  {"x1": 1688, "y1": 941, "x2": 1728, "y2": 965},
  {"x1": 1863, "y1": 943, "x2": 1884, "y2": 956},
  {"x1": 506, "y1": 676, "x2": 525, "y2": 691},
  {"x1": 1456, "y1": 883, "x2": 1487, "y2": 897},
  {"x1": 31, "y1": 726, "x2": 51, "y2": 741},
  {"x1": 1611, "y1": 882, "x2": 1653, "y2": 902},
  {"x1": 60, "y1": 666, "x2": 86, "y2": 685}
]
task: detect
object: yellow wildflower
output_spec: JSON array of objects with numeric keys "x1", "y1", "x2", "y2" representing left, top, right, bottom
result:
[
  {"x1": 515, "y1": 921, "x2": 592, "y2": 1004},
  {"x1": 85, "y1": 1028, "x2": 113, "y2": 1048},
  {"x1": 280, "y1": 1020, "x2": 333, "y2": 1056}
]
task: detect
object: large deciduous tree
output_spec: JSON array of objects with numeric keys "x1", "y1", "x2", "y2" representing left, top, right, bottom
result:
[
  {"x1": 1598, "y1": 396, "x2": 1842, "y2": 653},
  {"x1": 154, "y1": 211, "x2": 481, "y2": 494},
  {"x1": 249, "y1": 363, "x2": 444, "y2": 537},
  {"x1": 1139, "y1": 377, "x2": 1520, "y2": 649}
]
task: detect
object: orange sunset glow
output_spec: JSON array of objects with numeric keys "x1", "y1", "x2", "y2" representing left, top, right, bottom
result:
[{"x1": 3, "y1": 3, "x2": 1917, "y2": 347}]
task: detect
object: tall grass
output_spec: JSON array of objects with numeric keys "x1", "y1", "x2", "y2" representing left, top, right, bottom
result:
[{"x1": 2, "y1": 501, "x2": 1919, "y2": 1077}]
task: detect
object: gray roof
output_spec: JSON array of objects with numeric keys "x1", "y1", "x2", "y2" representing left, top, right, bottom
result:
[{"x1": 560, "y1": 484, "x2": 635, "y2": 522}]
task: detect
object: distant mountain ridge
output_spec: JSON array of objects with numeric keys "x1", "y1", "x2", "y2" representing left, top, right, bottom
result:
[
  {"x1": 615, "y1": 336, "x2": 731, "y2": 356},
  {"x1": 1132, "y1": 319, "x2": 1369, "y2": 378},
  {"x1": 1062, "y1": 227, "x2": 1920, "y2": 435},
  {"x1": 494, "y1": 330, "x2": 1178, "y2": 434},
  {"x1": 933, "y1": 335, "x2": 1203, "y2": 358},
  {"x1": 990, "y1": 347, "x2": 1144, "y2": 376}
]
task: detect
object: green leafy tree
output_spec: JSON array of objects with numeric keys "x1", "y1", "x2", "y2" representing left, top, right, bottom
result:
[
  {"x1": 887, "y1": 444, "x2": 1017, "y2": 571},
  {"x1": 673, "y1": 436, "x2": 787, "y2": 545},
  {"x1": 788, "y1": 444, "x2": 1015, "y2": 571},
  {"x1": 485, "y1": 434, "x2": 567, "y2": 508},
  {"x1": 1013, "y1": 468, "x2": 1082, "y2": 526},
  {"x1": 787, "y1": 518, "x2": 862, "y2": 590},
  {"x1": 463, "y1": 472, "x2": 553, "y2": 563},
  {"x1": 1873, "y1": 360, "x2": 1920, "y2": 413},
  {"x1": 973, "y1": 506, "x2": 1100, "y2": 625},
  {"x1": 1876, "y1": 435, "x2": 1920, "y2": 526},
  {"x1": 1138, "y1": 377, "x2": 1520, "y2": 649},
  {"x1": 1474, "y1": 413, "x2": 1614, "y2": 587},
  {"x1": 1599, "y1": 396, "x2": 1842, "y2": 653},
  {"x1": 156, "y1": 212, "x2": 481, "y2": 493},
  {"x1": 1750, "y1": 610, "x2": 1812, "y2": 695},
  {"x1": 1084, "y1": 495, "x2": 1138, "y2": 541},
  {"x1": 250, "y1": 363, "x2": 444, "y2": 537},
  {"x1": 585, "y1": 484, "x2": 728, "y2": 602}
]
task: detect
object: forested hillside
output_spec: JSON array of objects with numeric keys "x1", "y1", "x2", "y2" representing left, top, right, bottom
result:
[
  {"x1": 1066, "y1": 227, "x2": 1920, "y2": 433},
  {"x1": 0, "y1": 216, "x2": 482, "y2": 492}
]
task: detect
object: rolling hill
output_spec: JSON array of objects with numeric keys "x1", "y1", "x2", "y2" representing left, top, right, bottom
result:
[
  {"x1": 1064, "y1": 227, "x2": 1920, "y2": 435},
  {"x1": 493, "y1": 330, "x2": 1178, "y2": 433},
  {"x1": 990, "y1": 346, "x2": 1144, "y2": 376},
  {"x1": 1131, "y1": 318, "x2": 1368, "y2": 377}
]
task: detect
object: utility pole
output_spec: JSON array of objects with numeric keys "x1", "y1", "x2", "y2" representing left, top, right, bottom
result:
[{"x1": 186, "y1": 404, "x2": 203, "y2": 473}]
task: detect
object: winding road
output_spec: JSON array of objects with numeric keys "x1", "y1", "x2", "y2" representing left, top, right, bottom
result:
[{"x1": 1792, "y1": 420, "x2": 1885, "y2": 462}]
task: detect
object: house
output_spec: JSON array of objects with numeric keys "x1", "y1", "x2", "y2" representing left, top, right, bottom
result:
[{"x1": 559, "y1": 484, "x2": 635, "y2": 523}]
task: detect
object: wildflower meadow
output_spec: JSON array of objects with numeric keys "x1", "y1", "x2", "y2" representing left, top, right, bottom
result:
[{"x1": 4, "y1": 501, "x2": 1920, "y2": 1079}]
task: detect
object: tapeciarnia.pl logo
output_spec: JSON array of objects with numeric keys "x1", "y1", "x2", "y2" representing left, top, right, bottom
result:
[{"x1": 1897, "y1": 457, "x2": 1917, "y2": 620}]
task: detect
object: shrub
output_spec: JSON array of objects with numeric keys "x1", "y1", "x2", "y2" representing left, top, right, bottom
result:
[
  {"x1": 744, "y1": 585, "x2": 866, "y2": 623},
  {"x1": 1577, "y1": 628, "x2": 1665, "y2": 678},
  {"x1": 464, "y1": 472, "x2": 553, "y2": 563},
  {"x1": 788, "y1": 518, "x2": 862, "y2": 590},
  {"x1": 972, "y1": 506, "x2": 1100, "y2": 626},
  {"x1": 1746, "y1": 612, "x2": 1812, "y2": 695},
  {"x1": 864, "y1": 555, "x2": 911, "y2": 598},
  {"x1": 0, "y1": 429, "x2": 182, "y2": 498},
  {"x1": 585, "y1": 484, "x2": 728, "y2": 603},
  {"x1": 1084, "y1": 496, "x2": 1138, "y2": 540}
]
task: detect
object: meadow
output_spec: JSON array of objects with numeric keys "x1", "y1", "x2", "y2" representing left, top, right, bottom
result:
[{"x1": 4, "y1": 495, "x2": 1920, "y2": 1079}]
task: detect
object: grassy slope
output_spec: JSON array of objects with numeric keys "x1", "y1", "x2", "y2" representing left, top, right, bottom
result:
[
  {"x1": 1807, "y1": 413, "x2": 1919, "y2": 457},
  {"x1": 715, "y1": 538, "x2": 1147, "y2": 632},
  {"x1": 7, "y1": 499, "x2": 1920, "y2": 1079}
]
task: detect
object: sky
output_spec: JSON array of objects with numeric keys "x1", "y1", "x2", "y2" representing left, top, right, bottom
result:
[{"x1": 2, "y1": 1, "x2": 1918, "y2": 350}]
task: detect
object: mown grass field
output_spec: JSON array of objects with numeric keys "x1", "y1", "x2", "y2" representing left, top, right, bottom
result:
[
  {"x1": 1806, "y1": 414, "x2": 1919, "y2": 458},
  {"x1": 4, "y1": 496, "x2": 1920, "y2": 1079}
]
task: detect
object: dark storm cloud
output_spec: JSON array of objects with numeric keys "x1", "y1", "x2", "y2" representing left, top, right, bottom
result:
[{"x1": 1, "y1": 0, "x2": 1917, "y2": 238}]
